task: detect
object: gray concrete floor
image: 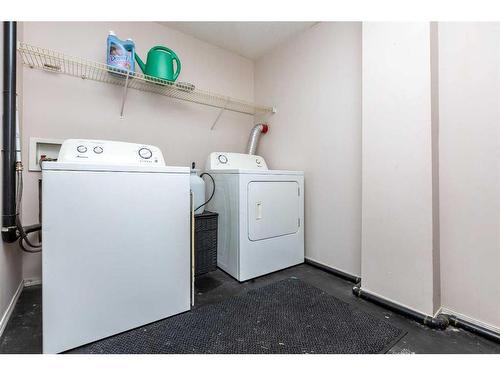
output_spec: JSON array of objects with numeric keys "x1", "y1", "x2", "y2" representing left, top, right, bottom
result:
[{"x1": 1, "y1": 263, "x2": 499, "y2": 354}]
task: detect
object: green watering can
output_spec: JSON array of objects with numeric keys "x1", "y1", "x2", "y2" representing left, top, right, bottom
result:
[{"x1": 135, "y1": 46, "x2": 181, "y2": 82}]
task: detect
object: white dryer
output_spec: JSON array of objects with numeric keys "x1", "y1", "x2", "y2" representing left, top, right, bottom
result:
[
  {"x1": 205, "y1": 152, "x2": 304, "y2": 282},
  {"x1": 42, "y1": 139, "x2": 191, "y2": 353}
]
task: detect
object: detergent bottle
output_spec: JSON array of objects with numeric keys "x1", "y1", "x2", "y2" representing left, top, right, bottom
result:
[{"x1": 107, "y1": 31, "x2": 135, "y2": 75}]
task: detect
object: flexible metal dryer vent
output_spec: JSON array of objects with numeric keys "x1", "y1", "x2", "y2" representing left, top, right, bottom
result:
[{"x1": 246, "y1": 123, "x2": 269, "y2": 155}]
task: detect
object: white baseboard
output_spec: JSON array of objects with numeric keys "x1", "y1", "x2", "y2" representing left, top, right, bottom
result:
[
  {"x1": 24, "y1": 278, "x2": 42, "y2": 287},
  {"x1": 0, "y1": 280, "x2": 24, "y2": 338},
  {"x1": 440, "y1": 307, "x2": 500, "y2": 335}
]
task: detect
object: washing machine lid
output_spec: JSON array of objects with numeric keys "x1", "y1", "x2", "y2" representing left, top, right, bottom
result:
[{"x1": 42, "y1": 162, "x2": 189, "y2": 174}]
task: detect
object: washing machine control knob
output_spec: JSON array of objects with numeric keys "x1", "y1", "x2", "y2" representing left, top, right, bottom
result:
[
  {"x1": 93, "y1": 146, "x2": 103, "y2": 154},
  {"x1": 77, "y1": 145, "x2": 87, "y2": 153},
  {"x1": 138, "y1": 147, "x2": 153, "y2": 159},
  {"x1": 218, "y1": 154, "x2": 228, "y2": 164}
]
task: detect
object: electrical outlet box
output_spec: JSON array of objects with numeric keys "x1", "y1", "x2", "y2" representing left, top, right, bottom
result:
[{"x1": 29, "y1": 137, "x2": 64, "y2": 172}]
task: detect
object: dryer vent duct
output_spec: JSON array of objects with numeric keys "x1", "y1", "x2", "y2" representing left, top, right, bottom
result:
[{"x1": 246, "y1": 123, "x2": 269, "y2": 155}]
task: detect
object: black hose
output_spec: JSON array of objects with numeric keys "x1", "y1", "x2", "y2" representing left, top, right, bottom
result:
[
  {"x1": 18, "y1": 236, "x2": 42, "y2": 253},
  {"x1": 16, "y1": 216, "x2": 42, "y2": 252},
  {"x1": 195, "y1": 173, "x2": 215, "y2": 213},
  {"x1": 15, "y1": 170, "x2": 42, "y2": 252},
  {"x1": 444, "y1": 314, "x2": 500, "y2": 344}
]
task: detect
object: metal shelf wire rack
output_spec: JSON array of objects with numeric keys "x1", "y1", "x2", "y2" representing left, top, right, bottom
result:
[{"x1": 18, "y1": 42, "x2": 276, "y2": 116}]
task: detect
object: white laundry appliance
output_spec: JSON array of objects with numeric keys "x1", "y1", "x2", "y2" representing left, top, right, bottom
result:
[
  {"x1": 42, "y1": 139, "x2": 191, "y2": 353},
  {"x1": 205, "y1": 152, "x2": 304, "y2": 282}
]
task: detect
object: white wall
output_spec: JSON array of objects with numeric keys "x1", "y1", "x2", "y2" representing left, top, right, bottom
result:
[
  {"x1": 16, "y1": 21, "x2": 500, "y2": 334},
  {"x1": 254, "y1": 22, "x2": 362, "y2": 276},
  {"x1": 361, "y1": 23, "x2": 439, "y2": 316},
  {"x1": 0, "y1": 23, "x2": 24, "y2": 333},
  {"x1": 439, "y1": 23, "x2": 500, "y2": 330},
  {"x1": 20, "y1": 22, "x2": 256, "y2": 280}
]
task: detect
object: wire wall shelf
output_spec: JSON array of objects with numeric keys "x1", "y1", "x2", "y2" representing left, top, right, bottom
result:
[{"x1": 18, "y1": 42, "x2": 276, "y2": 117}]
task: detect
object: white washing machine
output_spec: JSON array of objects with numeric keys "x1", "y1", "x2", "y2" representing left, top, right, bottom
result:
[
  {"x1": 205, "y1": 152, "x2": 304, "y2": 282},
  {"x1": 42, "y1": 139, "x2": 191, "y2": 353}
]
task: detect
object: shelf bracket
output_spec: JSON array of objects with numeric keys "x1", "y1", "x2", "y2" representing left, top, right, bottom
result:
[
  {"x1": 210, "y1": 98, "x2": 229, "y2": 130},
  {"x1": 120, "y1": 71, "x2": 131, "y2": 118}
]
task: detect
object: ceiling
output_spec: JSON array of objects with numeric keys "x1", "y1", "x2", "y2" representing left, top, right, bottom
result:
[{"x1": 161, "y1": 22, "x2": 316, "y2": 60}]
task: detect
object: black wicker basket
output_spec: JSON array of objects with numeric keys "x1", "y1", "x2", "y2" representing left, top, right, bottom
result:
[{"x1": 194, "y1": 211, "x2": 218, "y2": 276}]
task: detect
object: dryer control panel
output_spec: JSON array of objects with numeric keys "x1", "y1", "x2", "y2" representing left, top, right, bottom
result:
[
  {"x1": 206, "y1": 152, "x2": 268, "y2": 170},
  {"x1": 57, "y1": 139, "x2": 166, "y2": 166}
]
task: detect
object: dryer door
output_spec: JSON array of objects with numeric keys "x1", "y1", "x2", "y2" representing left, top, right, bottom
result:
[{"x1": 247, "y1": 181, "x2": 300, "y2": 241}]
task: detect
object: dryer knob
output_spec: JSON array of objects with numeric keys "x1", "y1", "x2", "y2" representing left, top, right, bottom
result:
[{"x1": 218, "y1": 154, "x2": 228, "y2": 164}]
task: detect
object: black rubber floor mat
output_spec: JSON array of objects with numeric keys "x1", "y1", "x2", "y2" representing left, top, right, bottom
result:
[{"x1": 69, "y1": 278, "x2": 405, "y2": 354}]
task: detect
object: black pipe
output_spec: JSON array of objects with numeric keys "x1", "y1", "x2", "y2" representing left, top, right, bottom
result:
[
  {"x1": 352, "y1": 283, "x2": 448, "y2": 330},
  {"x1": 305, "y1": 258, "x2": 361, "y2": 284},
  {"x1": 2, "y1": 21, "x2": 18, "y2": 243},
  {"x1": 445, "y1": 314, "x2": 500, "y2": 344},
  {"x1": 353, "y1": 283, "x2": 500, "y2": 343}
]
